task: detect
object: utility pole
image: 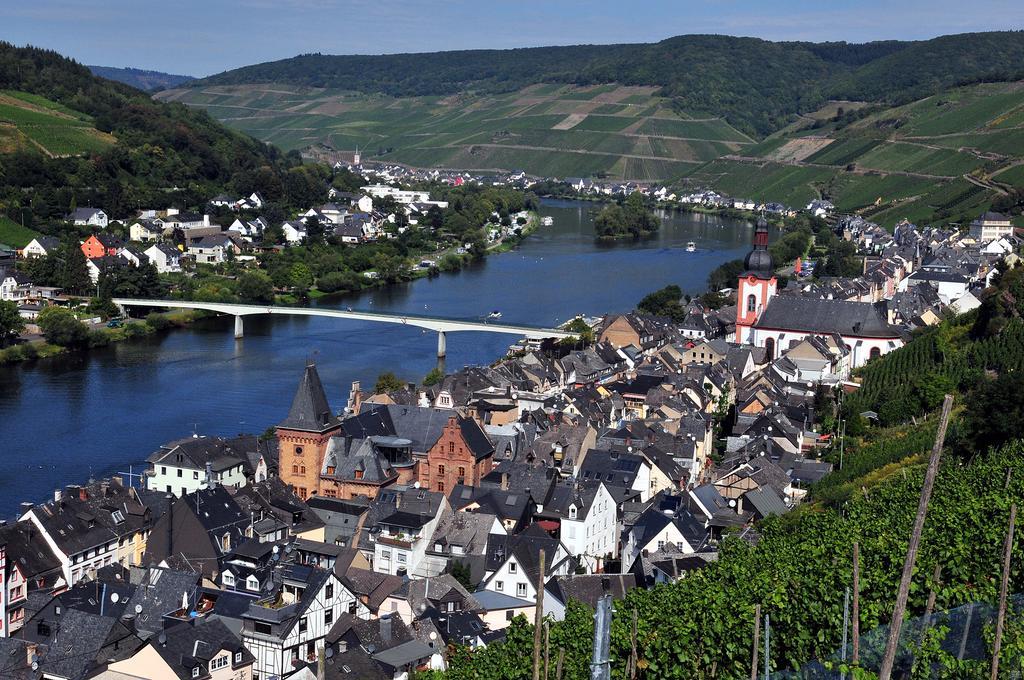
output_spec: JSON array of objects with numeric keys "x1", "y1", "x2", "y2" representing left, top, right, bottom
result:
[
  {"x1": 750, "y1": 604, "x2": 761, "y2": 680},
  {"x1": 590, "y1": 594, "x2": 612, "y2": 680},
  {"x1": 878, "y1": 395, "x2": 954, "y2": 680},
  {"x1": 533, "y1": 549, "x2": 546, "y2": 680}
]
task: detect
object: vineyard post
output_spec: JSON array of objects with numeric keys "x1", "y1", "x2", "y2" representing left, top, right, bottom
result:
[
  {"x1": 878, "y1": 394, "x2": 954, "y2": 680},
  {"x1": 763, "y1": 612, "x2": 770, "y2": 680},
  {"x1": 990, "y1": 503, "x2": 1017, "y2": 680},
  {"x1": 841, "y1": 586, "x2": 850, "y2": 677},
  {"x1": 750, "y1": 604, "x2": 761, "y2": 680},
  {"x1": 852, "y1": 542, "x2": 860, "y2": 667},
  {"x1": 556, "y1": 648, "x2": 565, "y2": 680},
  {"x1": 544, "y1": 621, "x2": 551, "y2": 680}
]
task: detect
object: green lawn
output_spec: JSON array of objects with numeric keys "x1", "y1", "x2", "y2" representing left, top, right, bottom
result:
[{"x1": 0, "y1": 216, "x2": 41, "y2": 248}]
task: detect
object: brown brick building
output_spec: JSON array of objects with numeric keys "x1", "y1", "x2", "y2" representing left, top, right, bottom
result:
[
  {"x1": 418, "y1": 415, "x2": 495, "y2": 493},
  {"x1": 276, "y1": 364, "x2": 341, "y2": 500}
]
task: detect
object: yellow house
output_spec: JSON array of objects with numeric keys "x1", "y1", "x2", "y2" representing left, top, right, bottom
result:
[{"x1": 101, "y1": 619, "x2": 254, "y2": 680}]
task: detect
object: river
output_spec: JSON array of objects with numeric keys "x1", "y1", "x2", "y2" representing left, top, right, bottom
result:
[{"x1": 0, "y1": 199, "x2": 754, "y2": 516}]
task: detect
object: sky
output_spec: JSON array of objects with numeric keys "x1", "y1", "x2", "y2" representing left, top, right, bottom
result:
[{"x1": 3, "y1": 0, "x2": 1023, "y2": 77}]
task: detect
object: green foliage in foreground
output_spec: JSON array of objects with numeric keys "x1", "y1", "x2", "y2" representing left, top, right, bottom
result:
[{"x1": 436, "y1": 444, "x2": 1024, "y2": 678}]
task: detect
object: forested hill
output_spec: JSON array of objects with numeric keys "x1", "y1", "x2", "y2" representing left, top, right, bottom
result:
[
  {"x1": 192, "y1": 31, "x2": 1024, "y2": 136},
  {"x1": 0, "y1": 42, "x2": 298, "y2": 222},
  {"x1": 88, "y1": 65, "x2": 194, "y2": 92}
]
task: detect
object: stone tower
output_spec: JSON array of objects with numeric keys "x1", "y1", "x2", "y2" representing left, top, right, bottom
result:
[{"x1": 276, "y1": 363, "x2": 341, "y2": 499}]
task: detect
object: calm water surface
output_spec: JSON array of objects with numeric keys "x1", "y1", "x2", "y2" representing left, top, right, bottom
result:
[{"x1": 0, "y1": 199, "x2": 754, "y2": 516}]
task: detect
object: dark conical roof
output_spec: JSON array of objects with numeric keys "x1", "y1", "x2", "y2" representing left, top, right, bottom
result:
[
  {"x1": 278, "y1": 364, "x2": 340, "y2": 433},
  {"x1": 744, "y1": 216, "x2": 774, "y2": 275}
]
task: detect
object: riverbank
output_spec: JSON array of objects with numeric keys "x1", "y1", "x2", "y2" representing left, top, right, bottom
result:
[{"x1": 0, "y1": 309, "x2": 205, "y2": 365}]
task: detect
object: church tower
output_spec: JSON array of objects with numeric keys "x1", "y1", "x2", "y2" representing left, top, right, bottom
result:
[
  {"x1": 277, "y1": 363, "x2": 342, "y2": 499},
  {"x1": 735, "y1": 216, "x2": 777, "y2": 344}
]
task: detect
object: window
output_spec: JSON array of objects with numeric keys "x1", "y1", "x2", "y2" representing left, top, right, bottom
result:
[
  {"x1": 161, "y1": 466, "x2": 167, "y2": 475},
  {"x1": 496, "y1": 580, "x2": 504, "y2": 592},
  {"x1": 193, "y1": 471, "x2": 199, "y2": 480},
  {"x1": 292, "y1": 465, "x2": 299, "y2": 474},
  {"x1": 298, "y1": 487, "x2": 307, "y2": 499},
  {"x1": 517, "y1": 583, "x2": 528, "y2": 597},
  {"x1": 381, "y1": 550, "x2": 391, "y2": 561},
  {"x1": 211, "y1": 655, "x2": 229, "y2": 671},
  {"x1": 458, "y1": 466, "x2": 465, "y2": 478},
  {"x1": 300, "y1": 465, "x2": 306, "y2": 474},
  {"x1": 223, "y1": 572, "x2": 235, "y2": 587},
  {"x1": 254, "y1": 621, "x2": 272, "y2": 635},
  {"x1": 657, "y1": 541, "x2": 665, "y2": 549},
  {"x1": 746, "y1": 294, "x2": 757, "y2": 313},
  {"x1": 234, "y1": 651, "x2": 243, "y2": 664},
  {"x1": 568, "y1": 506, "x2": 577, "y2": 519},
  {"x1": 326, "y1": 466, "x2": 335, "y2": 475},
  {"x1": 397, "y1": 552, "x2": 407, "y2": 564},
  {"x1": 869, "y1": 346, "x2": 881, "y2": 360},
  {"x1": 325, "y1": 608, "x2": 333, "y2": 625},
  {"x1": 354, "y1": 469, "x2": 363, "y2": 480},
  {"x1": 437, "y1": 481, "x2": 444, "y2": 492},
  {"x1": 192, "y1": 667, "x2": 200, "y2": 679},
  {"x1": 509, "y1": 562, "x2": 517, "y2": 574},
  {"x1": 438, "y1": 465, "x2": 445, "y2": 475},
  {"x1": 326, "y1": 583, "x2": 334, "y2": 599},
  {"x1": 299, "y1": 617, "x2": 308, "y2": 634},
  {"x1": 295, "y1": 446, "x2": 304, "y2": 455},
  {"x1": 177, "y1": 469, "x2": 182, "y2": 478}
]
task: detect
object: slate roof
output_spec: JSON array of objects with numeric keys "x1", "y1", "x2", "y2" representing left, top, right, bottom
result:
[
  {"x1": 147, "y1": 435, "x2": 256, "y2": 474},
  {"x1": 29, "y1": 479, "x2": 150, "y2": 557},
  {"x1": 484, "y1": 523, "x2": 572, "y2": 586},
  {"x1": 150, "y1": 618, "x2": 253, "y2": 680},
  {"x1": 322, "y1": 437, "x2": 397, "y2": 485},
  {"x1": 278, "y1": 364, "x2": 340, "y2": 433},
  {"x1": 0, "y1": 520, "x2": 62, "y2": 580},
  {"x1": 123, "y1": 567, "x2": 201, "y2": 636},
  {"x1": 38, "y1": 609, "x2": 130, "y2": 680},
  {"x1": 546, "y1": 574, "x2": 636, "y2": 609},
  {"x1": 755, "y1": 296, "x2": 899, "y2": 338},
  {"x1": 0, "y1": 637, "x2": 39, "y2": 679},
  {"x1": 343, "y1": 404, "x2": 453, "y2": 454}
]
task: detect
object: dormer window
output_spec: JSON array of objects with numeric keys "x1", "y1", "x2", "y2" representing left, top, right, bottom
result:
[
  {"x1": 235, "y1": 651, "x2": 243, "y2": 664},
  {"x1": 192, "y1": 667, "x2": 200, "y2": 678},
  {"x1": 354, "y1": 469, "x2": 363, "y2": 480},
  {"x1": 568, "y1": 506, "x2": 578, "y2": 519}
]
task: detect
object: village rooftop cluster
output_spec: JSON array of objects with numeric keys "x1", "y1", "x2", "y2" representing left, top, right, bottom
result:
[{"x1": 0, "y1": 200, "x2": 1018, "y2": 679}]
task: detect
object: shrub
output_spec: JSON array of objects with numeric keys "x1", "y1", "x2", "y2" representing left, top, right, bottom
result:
[{"x1": 37, "y1": 306, "x2": 89, "y2": 347}]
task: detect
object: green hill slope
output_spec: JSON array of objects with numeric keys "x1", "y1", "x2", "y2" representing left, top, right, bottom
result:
[
  {"x1": 0, "y1": 42, "x2": 298, "y2": 224},
  {"x1": 158, "y1": 83, "x2": 752, "y2": 181},
  {"x1": 190, "y1": 31, "x2": 1024, "y2": 138},
  {"x1": 686, "y1": 79, "x2": 1024, "y2": 227}
]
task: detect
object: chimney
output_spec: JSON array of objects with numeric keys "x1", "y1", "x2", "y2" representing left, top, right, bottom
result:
[
  {"x1": 205, "y1": 462, "x2": 214, "y2": 490},
  {"x1": 53, "y1": 489, "x2": 61, "y2": 503},
  {"x1": 203, "y1": 214, "x2": 210, "y2": 227},
  {"x1": 78, "y1": 487, "x2": 88, "y2": 502},
  {"x1": 19, "y1": 502, "x2": 33, "y2": 516},
  {"x1": 500, "y1": 473, "x2": 509, "y2": 491},
  {"x1": 380, "y1": 615, "x2": 392, "y2": 643},
  {"x1": 24, "y1": 642, "x2": 37, "y2": 668},
  {"x1": 338, "y1": 640, "x2": 348, "y2": 653}
]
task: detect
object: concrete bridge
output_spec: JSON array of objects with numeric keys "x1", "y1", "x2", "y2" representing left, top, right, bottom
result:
[{"x1": 111, "y1": 298, "x2": 573, "y2": 358}]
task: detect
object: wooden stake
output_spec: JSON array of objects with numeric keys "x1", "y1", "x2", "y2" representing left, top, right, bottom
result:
[
  {"x1": 878, "y1": 394, "x2": 954, "y2": 680},
  {"x1": 629, "y1": 608, "x2": 639, "y2": 680},
  {"x1": 543, "y1": 621, "x2": 551, "y2": 680},
  {"x1": 852, "y1": 542, "x2": 860, "y2": 667},
  {"x1": 555, "y1": 648, "x2": 565, "y2": 680},
  {"x1": 533, "y1": 549, "x2": 546, "y2": 680},
  {"x1": 750, "y1": 604, "x2": 761, "y2": 680},
  {"x1": 991, "y1": 503, "x2": 1017, "y2": 680}
]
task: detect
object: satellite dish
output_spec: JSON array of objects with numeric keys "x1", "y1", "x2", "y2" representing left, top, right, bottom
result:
[
  {"x1": 158, "y1": 633, "x2": 167, "y2": 646},
  {"x1": 429, "y1": 632, "x2": 438, "y2": 641},
  {"x1": 135, "y1": 604, "x2": 143, "y2": 614},
  {"x1": 728, "y1": 499, "x2": 737, "y2": 508},
  {"x1": 325, "y1": 647, "x2": 335, "y2": 659},
  {"x1": 414, "y1": 481, "x2": 421, "y2": 489},
  {"x1": 273, "y1": 545, "x2": 280, "y2": 554},
  {"x1": 110, "y1": 592, "x2": 120, "y2": 603}
]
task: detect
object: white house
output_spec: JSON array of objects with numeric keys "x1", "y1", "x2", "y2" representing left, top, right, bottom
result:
[
  {"x1": 282, "y1": 220, "x2": 307, "y2": 244},
  {"x1": 241, "y1": 565, "x2": 369, "y2": 680},
  {"x1": 188, "y1": 234, "x2": 237, "y2": 264},
  {"x1": 546, "y1": 482, "x2": 618, "y2": 573},
  {"x1": 67, "y1": 207, "x2": 108, "y2": 228},
  {"x1": 145, "y1": 435, "x2": 251, "y2": 497},
  {"x1": 144, "y1": 243, "x2": 182, "y2": 274},
  {"x1": 128, "y1": 219, "x2": 165, "y2": 242},
  {"x1": 372, "y1": 500, "x2": 450, "y2": 578},
  {"x1": 480, "y1": 527, "x2": 575, "y2": 604},
  {"x1": 969, "y1": 211, "x2": 1014, "y2": 242},
  {"x1": 0, "y1": 272, "x2": 31, "y2": 301},
  {"x1": 22, "y1": 236, "x2": 60, "y2": 259}
]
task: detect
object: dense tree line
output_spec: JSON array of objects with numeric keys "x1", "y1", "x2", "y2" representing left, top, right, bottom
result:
[
  {"x1": 196, "y1": 32, "x2": 1024, "y2": 136},
  {"x1": 594, "y1": 192, "x2": 659, "y2": 241}
]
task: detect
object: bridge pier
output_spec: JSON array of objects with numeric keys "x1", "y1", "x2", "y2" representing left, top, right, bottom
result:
[
  {"x1": 234, "y1": 315, "x2": 244, "y2": 339},
  {"x1": 437, "y1": 331, "x2": 446, "y2": 359}
]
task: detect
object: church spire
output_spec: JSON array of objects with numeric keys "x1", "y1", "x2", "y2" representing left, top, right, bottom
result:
[{"x1": 743, "y1": 215, "x2": 774, "y2": 276}]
